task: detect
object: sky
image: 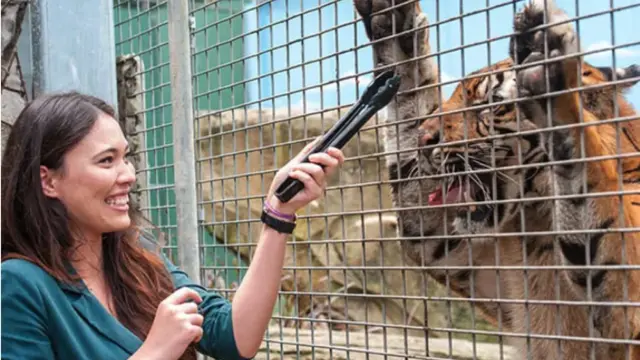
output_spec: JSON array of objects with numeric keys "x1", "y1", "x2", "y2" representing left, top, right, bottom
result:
[{"x1": 242, "y1": 0, "x2": 638, "y2": 111}]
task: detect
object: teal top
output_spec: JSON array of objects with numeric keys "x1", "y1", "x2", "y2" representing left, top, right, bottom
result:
[{"x1": 1, "y1": 254, "x2": 247, "y2": 360}]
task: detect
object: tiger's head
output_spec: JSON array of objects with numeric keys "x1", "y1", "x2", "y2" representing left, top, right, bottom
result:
[{"x1": 416, "y1": 59, "x2": 639, "y2": 235}]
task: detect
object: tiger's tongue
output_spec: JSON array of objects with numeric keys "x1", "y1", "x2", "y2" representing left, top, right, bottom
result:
[{"x1": 428, "y1": 184, "x2": 463, "y2": 205}]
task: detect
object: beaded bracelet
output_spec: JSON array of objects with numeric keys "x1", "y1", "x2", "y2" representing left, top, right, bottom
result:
[{"x1": 264, "y1": 201, "x2": 296, "y2": 222}]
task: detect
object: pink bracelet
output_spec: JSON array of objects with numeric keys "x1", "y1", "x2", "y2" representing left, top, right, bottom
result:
[{"x1": 264, "y1": 201, "x2": 296, "y2": 222}]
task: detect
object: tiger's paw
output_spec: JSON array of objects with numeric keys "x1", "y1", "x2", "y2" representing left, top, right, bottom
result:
[
  {"x1": 353, "y1": 0, "x2": 428, "y2": 58},
  {"x1": 510, "y1": 0, "x2": 579, "y2": 96}
]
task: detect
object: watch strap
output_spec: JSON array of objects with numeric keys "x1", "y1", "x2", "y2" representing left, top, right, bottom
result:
[{"x1": 261, "y1": 210, "x2": 296, "y2": 234}]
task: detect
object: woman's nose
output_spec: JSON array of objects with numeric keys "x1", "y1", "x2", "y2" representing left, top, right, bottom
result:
[{"x1": 118, "y1": 161, "x2": 136, "y2": 184}]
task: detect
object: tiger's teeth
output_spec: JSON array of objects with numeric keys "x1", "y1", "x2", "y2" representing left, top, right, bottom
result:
[
  {"x1": 447, "y1": 177, "x2": 455, "y2": 191},
  {"x1": 464, "y1": 191, "x2": 477, "y2": 211}
]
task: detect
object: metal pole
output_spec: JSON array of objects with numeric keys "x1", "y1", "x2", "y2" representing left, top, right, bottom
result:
[{"x1": 167, "y1": 0, "x2": 201, "y2": 284}]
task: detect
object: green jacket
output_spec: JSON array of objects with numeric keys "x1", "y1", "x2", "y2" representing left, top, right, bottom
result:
[{"x1": 1, "y1": 253, "x2": 247, "y2": 360}]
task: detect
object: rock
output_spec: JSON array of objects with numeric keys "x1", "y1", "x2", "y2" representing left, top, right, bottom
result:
[
  {"x1": 256, "y1": 326, "x2": 517, "y2": 360},
  {"x1": 1, "y1": 0, "x2": 29, "y2": 156}
]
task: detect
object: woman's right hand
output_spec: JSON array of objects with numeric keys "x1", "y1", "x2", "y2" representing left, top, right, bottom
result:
[
  {"x1": 130, "y1": 287, "x2": 204, "y2": 360},
  {"x1": 265, "y1": 137, "x2": 345, "y2": 217}
]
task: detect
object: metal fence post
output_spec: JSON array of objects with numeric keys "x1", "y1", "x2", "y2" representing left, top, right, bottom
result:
[{"x1": 167, "y1": 0, "x2": 200, "y2": 284}]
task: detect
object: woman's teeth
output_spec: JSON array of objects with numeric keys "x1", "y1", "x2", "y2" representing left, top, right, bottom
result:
[{"x1": 105, "y1": 196, "x2": 128, "y2": 205}]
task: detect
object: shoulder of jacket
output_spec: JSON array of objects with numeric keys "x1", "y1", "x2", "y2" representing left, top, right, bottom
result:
[{"x1": 1, "y1": 258, "x2": 55, "y2": 291}]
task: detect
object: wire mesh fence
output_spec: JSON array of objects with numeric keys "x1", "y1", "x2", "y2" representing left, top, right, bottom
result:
[{"x1": 113, "y1": 0, "x2": 640, "y2": 359}]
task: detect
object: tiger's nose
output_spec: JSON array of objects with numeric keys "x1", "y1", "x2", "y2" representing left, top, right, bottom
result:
[{"x1": 419, "y1": 131, "x2": 440, "y2": 148}]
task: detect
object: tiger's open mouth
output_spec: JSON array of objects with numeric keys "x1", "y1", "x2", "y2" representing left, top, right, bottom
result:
[{"x1": 426, "y1": 176, "x2": 494, "y2": 222}]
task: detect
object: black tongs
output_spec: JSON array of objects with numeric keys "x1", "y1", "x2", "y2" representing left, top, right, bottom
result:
[{"x1": 275, "y1": 70, "x2": 401, "y2": 203}]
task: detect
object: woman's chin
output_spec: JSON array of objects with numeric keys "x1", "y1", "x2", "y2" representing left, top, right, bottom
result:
[{"x1": 103, "y1": 215, "x2": 132, "y2": 233}]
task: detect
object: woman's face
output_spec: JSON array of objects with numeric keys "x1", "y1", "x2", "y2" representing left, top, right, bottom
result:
[{"x1": 40, "y1": 112, "x2": 136, "y2": 239}]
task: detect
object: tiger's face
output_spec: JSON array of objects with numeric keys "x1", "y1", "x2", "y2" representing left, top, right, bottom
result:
[
  {"x1": 416, "y1": 59, "x2": 548, "y2": 235},
  {"x1": 416, "y1": 59, "x2": 630, "y2": 235}
]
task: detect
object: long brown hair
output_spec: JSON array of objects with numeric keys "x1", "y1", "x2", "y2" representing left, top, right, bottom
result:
[{"x1": 1, "y1": 91, "x2": 196, "y2": 359}]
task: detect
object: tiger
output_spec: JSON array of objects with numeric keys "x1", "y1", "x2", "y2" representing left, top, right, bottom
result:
[{"x1": 352, "y1": 0, "x2": 640, "y2": 359}]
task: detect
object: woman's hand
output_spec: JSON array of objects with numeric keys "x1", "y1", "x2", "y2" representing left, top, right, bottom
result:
[
  {"x1": 266, "y1": 138, "x2": 345, "y2": 216},
  {"x1": 131, "y1": 288, "x2": 204, "y2": 360}
]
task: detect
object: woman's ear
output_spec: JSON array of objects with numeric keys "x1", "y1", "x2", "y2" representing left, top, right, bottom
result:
[{"x1": 40, "y1": 166, "x2": 59, "y2": 198}]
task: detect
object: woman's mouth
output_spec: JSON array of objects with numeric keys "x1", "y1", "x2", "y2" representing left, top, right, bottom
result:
[{"x1": 105, "y1": 194, "x2": 129, "y2": 212}]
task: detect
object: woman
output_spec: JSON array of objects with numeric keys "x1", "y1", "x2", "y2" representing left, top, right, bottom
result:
[{"x1": 1, "y1": 91, "x2": 345, "y2": 360}]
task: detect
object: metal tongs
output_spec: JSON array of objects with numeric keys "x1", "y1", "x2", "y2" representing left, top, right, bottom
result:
[{"x1": 275, "y1": 70, "x2": 401, "y2": 203}]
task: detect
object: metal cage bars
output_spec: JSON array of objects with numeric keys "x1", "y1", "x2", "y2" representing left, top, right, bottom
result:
[{"x1": 113, "y1": 0, "x2": 640, "y2": 359}]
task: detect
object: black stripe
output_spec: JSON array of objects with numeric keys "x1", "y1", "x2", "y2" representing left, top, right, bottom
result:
[
  {"x1": 569, "y1": 185, "x2": 587, "y2": 207},
  {"x1": 559, "y1": 217, "x2": 615, "y2": 266},
  {"x1": 525, "y1": 239, "x2": 554, "y2": 257},
  {"x1": 623, "y1": 165, "x2": 640, "y2": 184},
  {"x1": 523, "y1": 166, "x2": 543, "y2": 194},
  {"x1": 453, "y1": 269, "x2": 471, "y2": 283},
  {"x1": 496, "y1": 196, "x2": 505, "y2": 223},
  {"x1": 523, "y1": 133, "x2": 541, "y2": 151},
  {"x1": 419, "y1": 78, "x2": 433, "y2": 90},
  {"x1": 432, "y1": 239, "x2": 462, "y2": 260},
  {"x1": 493, "y1": 126, "x2": 518, "y2": 136},
  {"x1": 623, "y1": 165, "x2": 640, "y2": 174},
  {"x1": 433, "y1": 273, "x2": 446, "y2": 284},
  {"x1": 623, "y1": 127, "x2": 640, "y2": 153},
  {"x1": 471, "y1": 76, "x2": 484, "y2": 96},
  {"x1": 499, "y1": 309, "x2": 512, "y2": 328},
  {"x1": 389, "y1": 160, "x2": 417, "y2": 193},
  {"x1": 388, "y1": 159, "x2": 417, "y2": 181},
  {"x1": 522, "y1": 147, "x2": 547, "y2": 164},
  {"x1": 551, "y1": 131, "x2": 575, "y2": 163},
  {"x1": 633, "y1": 202, "x2": 640, "y2": 206},
  {"x1": 572, "y1": 261, "x2": 617, "y2": 289},
  {"x1": 400, "y1": 223, "x2": 436, "y2": 240},
  {"x1": 595, "y1": 66, "x2": 614, "y2": 81}
]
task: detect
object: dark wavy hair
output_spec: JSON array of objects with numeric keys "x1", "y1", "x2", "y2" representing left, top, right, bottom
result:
[{"x1": 1, "y1": 91, "x2": 196, "y2": 360}]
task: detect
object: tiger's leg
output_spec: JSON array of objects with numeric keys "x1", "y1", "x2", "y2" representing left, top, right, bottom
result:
[
  {"x1": 511, "y1": 0, "x2": 640, "y2": 356},
  {"x1": 353, "y1": 0, "x2": 514, "y2": 330},
  {"x1": 353, "y1": 0, "x2": 440, "y2": 168}
]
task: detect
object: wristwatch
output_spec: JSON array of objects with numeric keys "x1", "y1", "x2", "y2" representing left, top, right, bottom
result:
[{"x1": 261, "y1": 206, "x2": 296, "y2": 234}]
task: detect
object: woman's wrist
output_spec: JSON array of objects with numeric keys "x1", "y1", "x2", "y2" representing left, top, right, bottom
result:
[
  {"x1": 266, "y1": 197, "x2": 297, "y2": 221},
  {"x1": 128, "y1": 345, "x2": 158, "y2": 360}
]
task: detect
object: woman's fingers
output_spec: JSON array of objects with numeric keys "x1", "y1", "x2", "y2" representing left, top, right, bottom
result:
[
  {"x1": 272, "y1": 144, "x2": 345, "y2": 204},
  {"x1": 308, "y1": 153, "x2": 338, "y2": 168},
  {"x1": 288, "y1": 169, "x2": 322, "y2": 197},
  {"x1": 292, "y1": 148, "x2": 345, "y2": 188},
  {"x1": 185, "y1": 313, "x2": 204, "y2": 327},
  {"x1": 326, "y1": 147, "x2": 345, "y2": 165},
  {"x1": 163, "y1": 287, "x2": 202, "y2": 306},
  {"x1": 307, "y1": 149, "x2": 343, "y2": 177},
  {"x1": 191, "y1": 325, "x2": 204, "y2": 343},
  {"x1": 174, "y1": 301, "x2": 199, "y2": 315},
  {"x1": 293, "y1": 137, "x2": 322, "y2": 163},
  {"x1": 292, "y1": 162, "x2": 327, "y2": 188}
]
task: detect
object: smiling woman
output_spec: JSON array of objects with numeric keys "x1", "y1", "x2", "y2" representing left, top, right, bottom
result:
[
  {"x1": 39, "y1": 111, "x2": 136, "y2": 239},
  {"x1": 0, "y1": 91, "x2": 345, "y2": 360}
]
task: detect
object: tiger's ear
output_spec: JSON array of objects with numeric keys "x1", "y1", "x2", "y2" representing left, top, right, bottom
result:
[{"x1": 590, "y1": 64, "x2": 640, "y2": 88}]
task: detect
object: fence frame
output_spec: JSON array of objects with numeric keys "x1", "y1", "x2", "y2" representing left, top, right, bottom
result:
[{"x1": 167, "y1": 0, "x2": 201, "y2": 283}]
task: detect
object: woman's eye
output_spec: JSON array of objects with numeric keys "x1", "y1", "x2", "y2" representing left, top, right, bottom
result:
[{"x1": 100, "y1": 156, "x2": 114, "y2": 164}]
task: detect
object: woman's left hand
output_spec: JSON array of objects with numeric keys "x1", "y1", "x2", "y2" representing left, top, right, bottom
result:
[{"x1": 265, "y1": 138, "x2": 345, "y2": 216}]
